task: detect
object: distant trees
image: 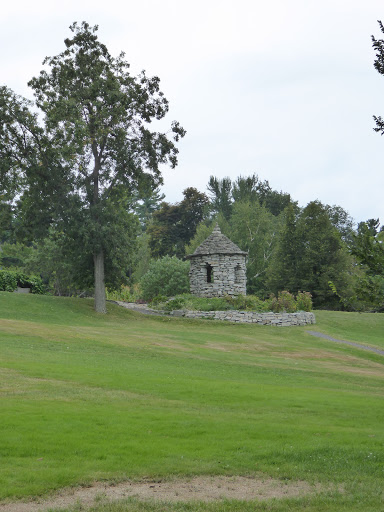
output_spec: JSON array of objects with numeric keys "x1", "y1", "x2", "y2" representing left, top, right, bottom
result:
[
  {"x1": 348, "y1": 219, "x2": 384, "y2": 311},
  {"x1": 267, "y1": 201, "x2": 353, "y2": 307},
  {"x1": 223, "y1": 201, "x2": 283, "y2": 294},
  {"x1": 203, "y1": 174, "x2": 294, "y2": 296},
  {"x1": 147, "y1": 187, "x2": 209, "y2": 258},
  {"x1": 207, "y1": 174, "x2": 293, "y2": 220}
]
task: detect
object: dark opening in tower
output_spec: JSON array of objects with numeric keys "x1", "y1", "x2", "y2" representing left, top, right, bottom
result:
[
  {"x1": 234, "y1": 264, "x2": 242, "y2": 284},
  {"x1": 206, "y1": 263, "x2": 213, "y2": 283}
]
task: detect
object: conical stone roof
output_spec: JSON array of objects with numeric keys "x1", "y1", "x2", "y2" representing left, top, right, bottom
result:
[{"x1": 186, "y1": 224, "x2": 247, "y2": 258}]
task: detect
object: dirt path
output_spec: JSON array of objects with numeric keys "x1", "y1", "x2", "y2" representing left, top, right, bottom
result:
[
  {"x1": 307, "y1": 330, "x2": 384, "y2": 356},
  {"x1": 0, "y1": 476, "x2": 323, "y2": 512}
]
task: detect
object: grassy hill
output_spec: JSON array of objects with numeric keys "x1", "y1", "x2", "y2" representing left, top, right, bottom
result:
[{"x1": 0, "y1": 292, "x2": 383, "y2": 511}]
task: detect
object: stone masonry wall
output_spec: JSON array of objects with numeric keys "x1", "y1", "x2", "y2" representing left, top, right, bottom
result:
[
  {"x1": 189, "y1": 254, "x2": 247, "y2": 297},
  {"x1": 170, "y1": 309, "x2": 316, "y2": 326}
]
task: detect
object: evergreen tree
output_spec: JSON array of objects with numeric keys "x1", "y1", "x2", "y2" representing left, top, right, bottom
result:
[
  {"x1": 267, "y1": 201, "x2": 353, "y2": 308},
  {"x1": 266, "y1": 203, "x2": 300, "y2": 293},
  {"x1": 207, "y1": 176, "x2": 233, "y2": 220}
]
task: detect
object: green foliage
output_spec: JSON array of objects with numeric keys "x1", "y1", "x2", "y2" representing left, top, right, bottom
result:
[
  {"x1": 131, "y1": 233, "x2": 152, "y2": 283},
  {"x1": 267, "y1": 201, "x2": 353, "y2": 308},
  {"x1": 224, "y1": 200, "x2": 283, "y2": 295},
  {"x1": 325, "y1": 204, "x2": 355, "y2": 243},
  {"x1": 224, "y1": 294, "x2": 270, "y2": 311},
  {"x1": 268, "y1": 291, "x2": 295, "y2": 313},
  {"x1": 0, "y1": 269, "x2": 17, "y2": 291},
  {"x1": 149, "y1": 294, "x2": 169, "y2": 306},
  {"x1": 329, "y1": 219, "x2": 384, "y2": 312},
  {"x1": 232, "y1": 174, "x2": 293, "y2": 216},
  {"x1": 0, "y1": 269, "x2": 44, "y2": 293},
  {"x1": 106, "y1": 284, "x2": 141, "y2": 303},
  {"x1": 295, "y1": 291, "x2": 313, "y2": 312},
  {"x1": 207, "y1": 174, "x2": 294, "y2": 221},
  {"x1": 184, "y1": 221, "x2": 215, "y2": 256},
  {"x1": 350, "y1": 219, "x2": 384, "y2": 276},
  {"x1": 131, "y1": 185, "x2": 165, "y2": 232},
  {"x1": 0, "y1": 242, "x2": 35, "y2": 269},
  {"x1": 153, "y1": 294, "x2": 231, "y2": 312},
  {"x1": 207, "y1": 176, "x2": 233, "y2": 220},
  {"x1": 329, "y1": 275, "x2": 384, "y2": 313},
  {"x1": 148, "y1": 188, "x2": 209, "y2": 258},
  {"x1": 139, "y1": 256, "x2": 190, "y2": 300},
  {"x1": 160, "y1": 295, "x2": 189, "y2": 311}
]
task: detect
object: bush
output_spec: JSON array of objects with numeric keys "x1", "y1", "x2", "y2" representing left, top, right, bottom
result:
[
  {"x1": 224, "y1": 294, "x2": 270, "y2": 312},
  {"x1": 268, "y1": 291, "x2": 313, "y2": 313},
  {"x1": 0, "y1": 270, "x2": 45, "y2": 294},
  {"x1": 150, "y1": 294, "x2": 169, "y2": 306},
  {"x1": 0, "y1": 270, "x2": 17, "y2": 292},
  {"x1": 139, "y1": 256, "x2": 190, "y2": 301},
  {"x1": 106, "y1": 284, "x2": 140, "y2": 303},
  {"x1": 161, "y1": 296, "x2": 187, "y2": 311},
  {"x1": 296, "y1": 291, "x2": 313, "y2": 312}
]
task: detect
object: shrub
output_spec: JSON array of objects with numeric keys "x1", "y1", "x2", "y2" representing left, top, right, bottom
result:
[
  {"x1": 0, "y1": 270, "x2": 45, "y2": 294},
  {"x1": 268, "y1": 291, "x2": 312, "y2": 313},
  {"x1": 139, "y1": 256, "x2": 190, "y2": 301},
  {"x1": 225, "y1": 294, "x2": 269, "y2": 312},
  {"x1": 161, "y1": 296, "x2": 187, "y2": 311},
  {"x1": 280, "y1": 290, "x2": 297, "y2": 312},
  {"x1": 0, "y1": 270, "x2": 17, "y2": 292},
  {"x1": 296, "y1": 291, "x2": 313, "y2": 312},
  {"x1": 188, "y1": 297, "x2": 231, "y2": 311},
  {"x1": 150, "y1": 294, "x2": 169, "y2": 306},
  {"x1": 106, "y1": 284, "x2": 140, "y2": 302},
  {"x1": 268, "y1": 291, "x2": 296, "y2": 313}
]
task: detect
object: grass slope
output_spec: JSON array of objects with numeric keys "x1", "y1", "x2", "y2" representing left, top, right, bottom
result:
[{"x1": 0, "y1": 292, "x2": 383, "y2": 511}]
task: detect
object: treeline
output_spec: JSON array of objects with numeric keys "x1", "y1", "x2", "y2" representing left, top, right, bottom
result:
[{"x1": 1, "y1": 173, "x2": 383, "y2": 311}]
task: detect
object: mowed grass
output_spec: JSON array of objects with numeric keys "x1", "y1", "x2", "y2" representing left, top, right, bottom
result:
[{"x1": 0, "y1": 292, "x2": 383, "y2": 511}]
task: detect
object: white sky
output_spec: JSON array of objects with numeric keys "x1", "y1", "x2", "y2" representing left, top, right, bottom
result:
[{"x1": 1, "y1": 0, "x2": 383, "y2": 224}]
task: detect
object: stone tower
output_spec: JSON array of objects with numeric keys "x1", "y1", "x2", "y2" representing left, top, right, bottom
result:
[{"x1": 186, "y1": 224, "x2": 247, "y2": 297}]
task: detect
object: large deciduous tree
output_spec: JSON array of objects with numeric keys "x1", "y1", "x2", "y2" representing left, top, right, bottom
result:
[{"x1": 0, "y1": 22, "x2": 185, "y2": 312}]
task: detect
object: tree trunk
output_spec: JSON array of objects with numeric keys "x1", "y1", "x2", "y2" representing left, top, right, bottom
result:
[{"x1": 94, "y1": 249, "x2": 107, "y2": 313}]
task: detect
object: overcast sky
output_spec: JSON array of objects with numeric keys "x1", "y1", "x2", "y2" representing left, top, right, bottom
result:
[{"x1": 1, "y1": 0, "x2": 383, "y2": 224}]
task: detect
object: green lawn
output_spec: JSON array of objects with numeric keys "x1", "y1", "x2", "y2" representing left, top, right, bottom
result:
[{"x1": 0, "y1": 292, "x2": 383, "y2": 511}]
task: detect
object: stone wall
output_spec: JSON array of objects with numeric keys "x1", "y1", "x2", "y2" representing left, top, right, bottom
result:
[
  {"x1": 189, "y1": 254, "x2": 247, "y2": 297},
  {"x1": 169, "y1": 309, "x2": 316, "y2": 326}
]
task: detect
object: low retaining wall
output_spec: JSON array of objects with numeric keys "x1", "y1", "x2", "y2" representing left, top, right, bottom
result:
[{"x1": 169, "y1": 310, "x2": 316, "y2": 326}]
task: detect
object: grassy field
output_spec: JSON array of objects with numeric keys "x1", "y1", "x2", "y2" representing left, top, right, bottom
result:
[{"x1": 0, "y1": 292, "x2": 383, "y2": 511}]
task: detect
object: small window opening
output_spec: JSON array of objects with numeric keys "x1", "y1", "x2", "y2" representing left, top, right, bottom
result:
[
  {"x1": 234, "y1": 264, "x2": 242, "y2": 284},
  {"x1": 206, "y1": 264, "x2": 213, "y2": 283}
]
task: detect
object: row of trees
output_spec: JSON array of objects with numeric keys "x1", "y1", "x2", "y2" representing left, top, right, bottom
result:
[
  {"x1": 134, "y1": 173, "x2": 382, "y2": 310},
  {"x1": 1, "y1": 153, "x2": 383, "y2": 310}
]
